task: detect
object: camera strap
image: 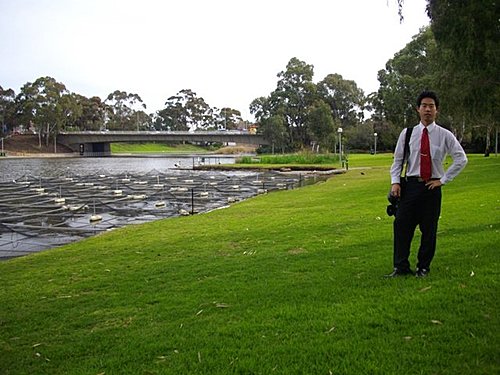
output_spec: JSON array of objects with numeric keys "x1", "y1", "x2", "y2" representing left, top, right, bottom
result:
[{"x1": 401, "y1": 126, "x2": 413, "y2": 178}]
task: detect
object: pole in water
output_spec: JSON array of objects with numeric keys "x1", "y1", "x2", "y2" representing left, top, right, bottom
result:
[
  {"x1": 191, "y1": 188, "x2": 194, "y2": 215},
  {"x1": 90, "y1": 199, "x2": 102, "y2": 222}
]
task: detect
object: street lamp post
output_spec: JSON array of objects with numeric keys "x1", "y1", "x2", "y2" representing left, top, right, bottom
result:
[
  {"x1": 374, "y1": 132, "x2": 378, "y2": 155},
  {"x1": 338, "y1": 127, "x2": 343, "y2": 163}
]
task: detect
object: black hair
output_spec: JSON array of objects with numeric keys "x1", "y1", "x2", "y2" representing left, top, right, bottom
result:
[{"x1": 417, "y1": 90, "x2": 440, "y2": 109}]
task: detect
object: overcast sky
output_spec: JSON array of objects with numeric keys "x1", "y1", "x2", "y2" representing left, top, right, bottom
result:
[{"x1": 0, "y1": 0, "x2": 429, "y2": 120}]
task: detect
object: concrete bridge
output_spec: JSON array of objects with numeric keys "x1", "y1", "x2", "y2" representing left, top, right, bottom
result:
[{"x1": 58, "y1": 130, "x2": 269, "y2": 156}]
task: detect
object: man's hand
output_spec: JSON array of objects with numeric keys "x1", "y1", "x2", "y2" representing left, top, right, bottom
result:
[
  {"x1": 391, "y1": 183, "x2": 401, "y2": 198},
  {"x1": 426, "y1": 180, "x2": 443, "y2": 190}
]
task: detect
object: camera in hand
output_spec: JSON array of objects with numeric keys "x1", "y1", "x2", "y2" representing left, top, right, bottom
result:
[{"x1": 386, "y1": 193, "x2": 399, "y2": 216}]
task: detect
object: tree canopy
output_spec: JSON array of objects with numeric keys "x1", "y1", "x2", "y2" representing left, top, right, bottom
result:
[
  {"x1": 394, "y1": 0, "x2": 499, "y2": 153},
  {"x1": 1, "y1": 82, "x2": 245, "y2": 145},
  {"x1": 250, "y1": 57, "x2": 365, "y2": 153},
  {"x1": 427, "y1": 0, "x2": 499, "y2": 153}
]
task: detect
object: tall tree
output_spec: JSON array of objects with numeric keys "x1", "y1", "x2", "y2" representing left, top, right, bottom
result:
[
  {"x1": 306, "y1": 100, "x2": 336, "y2": 152},
  {"x1": 0, "y1": 85, "x2": 16, "y2": 135},
  {"x1": 317, "y1": 73, "x2": 365, "y2": 128},
  {"x1": 426, "y1": 0, "x2": 499, "y2": 154},
  {"x1": 184, "y1": 91, "x2": 214, "y2": 131},
  {"x1": 58, "y1": 93, "x2": 83, "y2": 132},
  {"x1": 216, "y1": 107, "x2": 242, "y2": 130},
  {"x1": 273, "y1": 57, "x2": 317, "y2": 148},
  {"x1": 156, "y1": 89, "x2": 213, "y2": 131},
  {"x1": 374, "y1": 27, "x2": 437, "y2": 128},
  {"x1": 156, "y1": 100, "x2": 187, "y2": 131},
  {"x1": 396, "y1": 0, "x2": 499, "y2": 153},
  {"x1": 74, "y1": 95, "x2": 107, "y2": 131},
  {"x1": 251, "y1": 57, "x2": 368, "y2": 152},
  {"x1": 249, "y1": 96, "x2": 273, "y2": 124},
  {"x1": 105, "y1": 90, "x2": 146, "y2": 130},
  {"x1": 15, "y1": 76, "x2": 69, "y2": 146},
  {"x1": 260, "y1": 113, "x2": 288, "y2": 154}
]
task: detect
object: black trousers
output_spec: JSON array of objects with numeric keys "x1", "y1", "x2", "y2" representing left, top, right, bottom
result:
[{"x1": 393, "y1": 179, "x2": 442, "y2": 271}]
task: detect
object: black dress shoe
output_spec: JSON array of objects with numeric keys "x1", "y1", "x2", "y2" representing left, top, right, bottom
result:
[
  {"x1": 415, "y1": 268, "x2": 430, "y2": 278},
  {"x1": 384, "y1": 268, "x2": 414, "y2": 278}
]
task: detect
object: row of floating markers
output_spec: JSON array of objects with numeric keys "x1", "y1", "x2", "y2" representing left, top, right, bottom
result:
[
  {"x1": 3, "y1": 170, "x2": 303, "y2": 231},
  {"x1": 38, "y1": 174, "x2": 164, "y2": 222},
  {"x1": 1, "y1": 169, "x2": 317, "y2": 258}
]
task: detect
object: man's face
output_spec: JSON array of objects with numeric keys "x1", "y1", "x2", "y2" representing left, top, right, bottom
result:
[{"x1": 417, "y1": 97, "x2": 438, "y2": 125}]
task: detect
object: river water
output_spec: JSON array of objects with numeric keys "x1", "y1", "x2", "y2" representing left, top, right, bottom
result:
[
  {"x1": 0, "y1": 155, "x2": 234, "y2": 182},
  {"x1": 0, "y1": 155, "x2": 318, "y2": 260}
]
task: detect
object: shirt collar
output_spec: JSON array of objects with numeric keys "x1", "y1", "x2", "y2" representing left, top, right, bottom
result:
[{"x1": 419, "y1": 122, "x2": 436, "y2": 132}]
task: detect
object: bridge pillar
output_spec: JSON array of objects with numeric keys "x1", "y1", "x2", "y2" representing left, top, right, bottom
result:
[{"x1": 80, "y1": 142, "x2": 112, "y2": 157}]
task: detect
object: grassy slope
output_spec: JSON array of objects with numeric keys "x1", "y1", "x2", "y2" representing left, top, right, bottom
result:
[
  {"x1": 0, "y1": 155, "x2": 498, "y2": 374},
  {"x1": 111, "y1": 142, "x2": 208, "y2": 153}
]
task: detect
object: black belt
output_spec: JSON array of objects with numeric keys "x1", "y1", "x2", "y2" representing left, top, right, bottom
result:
[{"x1": 406, "y1": 176, "x2": 440, "y2": 183}]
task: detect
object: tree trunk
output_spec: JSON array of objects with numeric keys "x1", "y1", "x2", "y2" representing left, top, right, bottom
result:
[
  {"x1": 484, "y1": 126, "x2": 491, "y2": 156},
  {"x1": 495, "y1": 126, "x2": 498, "y2": 157},
  {"x1": 459, "y1": 117, "x2": 465, "y2": 143}
]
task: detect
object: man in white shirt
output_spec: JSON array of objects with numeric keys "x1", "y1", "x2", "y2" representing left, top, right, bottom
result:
[{"x1": 386, "y1": 91, "x2": 468, "y2": 278}]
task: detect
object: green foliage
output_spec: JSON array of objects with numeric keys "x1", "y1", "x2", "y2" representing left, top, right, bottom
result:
[
  {"x1": 317, "y1": 73, "x2": 365, "y2": 126},
  {"x1": 374, "y1": 27, "x2": 437, "y2": 129},
  {"x1": 155, "y1": 89, "x2": 219, "y2": 131},
  {"x1": 74, "y1": 95, "x2": 107, "y2": 131},
  {"x1": 0, "y1": 85, "x2": 16, "y2": 134},
  {"x1": 427, "y1": 0, "x2": 499, "y2": 153},
  {"x1": 104, "y1": 90, "x2": 148, "y2": 131},
  {"x1": 0, "y1": 155, "x2": 498, "y2": 374},
  {"x1": 259, "y1": 114, "x2": 288, "y2": 154},
  {"x1": 10, "y1": 78, "x2": 111, "y2": 138},
  {"x1": 238, "y1": 152, "x2": 341, "y2": 165},
  {"x1": 306, "y1": 100, "x2": 336, "y2": 152},
  {"x1": 251, "y1": 58, "x2": 366, "y2": 152},
  {"x1": 15, "y1": 77, "x2": 71, "y2": 146},
  {"x1": 391, "y1": 0, "x2": 499, "y2": 154},
  {"x1": 274, "y1": 57, "x2": 317, "y2": 148},
  {"x1": 8, "y1": 81, "x2": 244, "y2": 135},
  {"x1": 217, "y1": 107, "x2": 243, "y2": 130}
]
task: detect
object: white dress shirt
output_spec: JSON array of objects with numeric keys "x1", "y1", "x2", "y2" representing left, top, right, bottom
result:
[{"x1": 390, "y1": 122, "x2": 468, "y2": 185}]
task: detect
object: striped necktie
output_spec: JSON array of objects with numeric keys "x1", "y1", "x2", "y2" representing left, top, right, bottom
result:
[{"x1": 420, "y1": 127, "x2": 431, "y2": 181}]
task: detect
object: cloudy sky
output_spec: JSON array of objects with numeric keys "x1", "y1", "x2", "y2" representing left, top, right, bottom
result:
[{"x1": 0, "y1": 0, "x2": 429, "y2": 120}]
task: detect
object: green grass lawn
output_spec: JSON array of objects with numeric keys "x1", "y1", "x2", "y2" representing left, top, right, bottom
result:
[
  {"x1": 0, "y1": 154, "x2": 498, "y2": 374},
  {"x1": 111, "y1": 142, "x2": 209, "y2": 154}
]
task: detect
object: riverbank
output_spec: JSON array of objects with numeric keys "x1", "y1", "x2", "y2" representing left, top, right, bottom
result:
[
  {"x1": 194, "y1": 163, "x2": 344, "y2": 173},
  {"x1": 1, "y1": 134, "x2": 74, "y2": 155}
]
